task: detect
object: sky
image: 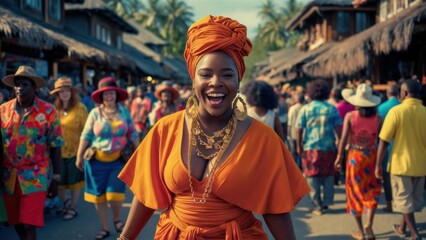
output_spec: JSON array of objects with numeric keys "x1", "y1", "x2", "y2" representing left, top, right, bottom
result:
[
  {"x1": 184, "y1": 0, "x2": 261, "y2": 39},
  {"x1": 183, "y1": 0, "x2": 309, "y2": 39}
]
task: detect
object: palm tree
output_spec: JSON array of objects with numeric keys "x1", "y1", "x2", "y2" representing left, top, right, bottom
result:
[
  {"x1": 161, "y1": 0, "x2": 193, "y2": 57},
  {"x1": 103, "y1": 0, "x2": 194, "y2": 58},
  {"x1": 255, "y1": 0, "x2": 302, "y2": 50},
  {"x1": 102, "y1": 0, "x2": 143, "y2": 18},
  {"x1": 258, "y1": 0, "x2": 278, "y2": 22},
  {"x1": 134, "y1": 0, "x2": 167, "y2": 35}
]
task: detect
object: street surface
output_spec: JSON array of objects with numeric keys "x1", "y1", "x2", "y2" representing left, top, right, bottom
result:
[{"x1": 1, "y1": 184, "x2": 425, "y2": 239}]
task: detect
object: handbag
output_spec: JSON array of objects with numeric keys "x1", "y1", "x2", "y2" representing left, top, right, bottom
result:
[{"x1": 83, "y1": 147, "x2": 96, "y2": 161}]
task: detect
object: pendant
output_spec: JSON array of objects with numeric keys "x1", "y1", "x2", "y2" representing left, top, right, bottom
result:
[
  {"x1": 63, "y1": 111, "x2": 68, "y2": 116},
  {"x1": 206, "y1": 137, "x2": 214, "y2": 149}
]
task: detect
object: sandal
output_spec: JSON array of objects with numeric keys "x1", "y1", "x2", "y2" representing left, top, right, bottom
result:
[
  {"x1": 392, "y1": 224, "x2": 406, "y2": 238},
  {"x1": 114, "y1": 219, "x2": 124, "y2": 233},
  {"x1": 55, "y1": 198, "x2": 70, "y2": 216},
  {"x1": 63, "y1": 208, "x2": 78, "y2": 221},
  {"x1": 95, "y1": 229, "x2": 110, "y2": 240}
]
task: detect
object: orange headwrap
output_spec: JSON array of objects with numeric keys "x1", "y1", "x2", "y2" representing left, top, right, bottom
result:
[{"x1": 184, "y1": 15, "x2": 252, "y2": 81}]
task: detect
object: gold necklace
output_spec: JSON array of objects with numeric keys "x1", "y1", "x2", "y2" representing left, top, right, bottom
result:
[
  {"x1": 187, "y1": 114, "x2": 237, "y2": 204},
  {"x1": 104, "y1": 106, "x2": 118, "y2": 114},
  {"x1": 191, "y1": 116, "x2": 234, "y2": 160},
  {"x1": 192, "y1": 116, "x2": 232, "y2": 150}
]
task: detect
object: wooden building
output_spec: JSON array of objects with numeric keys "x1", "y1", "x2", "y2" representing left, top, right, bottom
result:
[
  {"x1": 63, "y1": 0, "x2": 140, "y2": 90},
  {"x1": 303, "y1": 0, "x2": 426, "y2": 86},
  {"x1": 0, "y1": 0, "x2": 185, "y2": 96},
  {"x1": 123, "y1": 19, "x2": 191, "y2": 86},
  {"x1": 255, "y1": 0, "x2": 376, "y2": 86},
  {"x1": 0, "y1": 0, "x2": 70, "y2": 87}
]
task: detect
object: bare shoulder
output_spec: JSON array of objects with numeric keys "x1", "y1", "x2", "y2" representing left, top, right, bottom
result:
[
  {"x1": 345, "y1": 111, "x2": 353, "y2": 121},
  {"x1": 238, "y1": 117, "x2": 253, "y2": 132}
]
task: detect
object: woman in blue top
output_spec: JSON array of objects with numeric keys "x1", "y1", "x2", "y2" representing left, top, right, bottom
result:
[
  {"x1": 296, "y1": 79, "x2": 342, "y2": 216},
  {"x1": 76, "y1": 77, "x2": 139, "y2": 240}
]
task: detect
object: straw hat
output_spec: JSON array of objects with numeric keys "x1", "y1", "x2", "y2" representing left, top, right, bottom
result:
[
  {"x1": 154, "y1": 84, "x2": 179, "y2": 101},
  {"x1": 2, "y1": 66, "x2": 45, "y2": 89},
  {"x1": 91, "y1": 77, "x2": 128, "y2": 104},
  {"x1": 341, "y1": 88, "x2": 355, "y2": 100},
  {"x1": 343, "y1": 83, "x2": 381, "y2": 107},
  {"x1": 50, "y1": 77, "x2": 79, "y2": 95}
]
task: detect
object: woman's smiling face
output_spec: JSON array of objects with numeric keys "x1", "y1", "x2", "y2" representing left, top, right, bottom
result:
[{"x1": 193, "y1": 51, "x2": 239, "y2": 118}]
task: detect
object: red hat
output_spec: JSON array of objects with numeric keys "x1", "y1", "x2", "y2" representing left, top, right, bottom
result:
[{"x1": 91, "y1": 77, "x2": 128, "y2": 104}]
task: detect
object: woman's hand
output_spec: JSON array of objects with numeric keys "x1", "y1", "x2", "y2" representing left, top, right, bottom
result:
[
  {"x1": 375, "y1": 164, "x2": 383, "y2": 180},
  {"x1": 76, "y1": 156, "x2": 84, "y2": 172},
  {"x1": 334, "y1": 159, "x2": 342, "y2": 172}
]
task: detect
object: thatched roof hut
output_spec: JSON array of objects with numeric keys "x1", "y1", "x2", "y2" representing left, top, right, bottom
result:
[
  {"x1": 122, "y1": 21, "x2": 189, "y2": 81},
  {"x1": 65, "y1": 0, "x2": 137, "y2": 34},
  {"x1": 303, "y1": 3, "x2": 426, "y2": 78},
  {"x1": 45, "y1": 28, "x2": 135, "y2": 70},
  {"x1": 0, "y1": 7, "x2": 63, "y2": 50},
  {"x1": 254, "y1": 48, "x2": 300, "y2": 81},
  {"x1": 162, "y1": 57, "x2": 191, "y2": 84},
  {"x1": 287, "y1": 0, "x2": 357, "y2": 30},
  {"x1": 126, "y1": 19, "x2": 167, "y2": 46},
  {"x1": 266, "y1": 43, "x2": 336, "y2": 82},
  {"x1": 0, "y1": 5, "x2": 135, "y2": 69}
]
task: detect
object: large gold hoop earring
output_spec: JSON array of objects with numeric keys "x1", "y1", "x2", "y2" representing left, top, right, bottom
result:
[
  {"x1": 185, "y1": 89, "x2": 198, "y2": 119},
  {"x1": 233, "y1": 92, "x2": 247, "y2": 121}
]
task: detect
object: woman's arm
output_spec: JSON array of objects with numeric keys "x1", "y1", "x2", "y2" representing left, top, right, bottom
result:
[
  {"x1": 75, "y1": 139, "x2": 90, "y2": 171},
  {"x1": 120, "y1": 197, "x2": 155, "y2": 240},
  {"x1": 335, "y1": 112, "x2": 351, "y2": 171},
  {"x1": 263, "y1": 213, "x2": 296, "y2": 240}
]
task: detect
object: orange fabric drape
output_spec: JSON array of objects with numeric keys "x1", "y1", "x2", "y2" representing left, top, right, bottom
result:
[
  {"x1": 119, "y1": 111, "x2": 310, "y2": 239},
  {"x1": 184, "y1": 15, "x2": 252, "y2": 81}
]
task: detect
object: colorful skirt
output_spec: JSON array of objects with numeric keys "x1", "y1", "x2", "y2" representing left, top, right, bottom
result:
[{"x1": 345, "y1": 148, "x2": 382, "y2": 216}]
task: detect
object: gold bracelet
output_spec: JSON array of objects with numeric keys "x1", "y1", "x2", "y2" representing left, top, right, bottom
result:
[{"x1": 117, "y1": 234, "x2": 130, "y2": 240}]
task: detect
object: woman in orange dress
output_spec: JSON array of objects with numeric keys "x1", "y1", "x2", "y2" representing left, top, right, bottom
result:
[
  {"x1": 335, "y1": 84, "x2": 382, "y2": 240},
  {"x1": 118, "y1": 15, "x2": 309, "y2": 240}
]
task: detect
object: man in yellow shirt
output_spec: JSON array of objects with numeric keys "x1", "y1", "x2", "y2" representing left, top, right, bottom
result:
[{"x1": 376, "y1": 79, "x2": 426, "y2": 240}]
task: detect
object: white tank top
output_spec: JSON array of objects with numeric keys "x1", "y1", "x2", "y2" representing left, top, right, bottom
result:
[{"x1": 247, "y1": 108, "x2": 275, "y2": 128}]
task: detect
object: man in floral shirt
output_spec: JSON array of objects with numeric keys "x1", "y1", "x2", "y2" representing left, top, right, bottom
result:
[{"x1": 0, "y1": 66, "x2": 64, "y2": 239}]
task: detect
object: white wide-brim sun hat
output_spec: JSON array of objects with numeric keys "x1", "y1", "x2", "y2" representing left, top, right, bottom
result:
[{"x1": 343, "y1": 83, "x2": 381, "y2": 107}]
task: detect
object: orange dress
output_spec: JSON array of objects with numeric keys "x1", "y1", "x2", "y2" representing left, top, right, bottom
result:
[{"x1": 119, "y1": 111, "x2": 309, "y2": 239}]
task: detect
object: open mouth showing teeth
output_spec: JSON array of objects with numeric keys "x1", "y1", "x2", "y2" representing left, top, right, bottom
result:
[{"x1": 206, "y1": 93, "x2": 226, "y2": 104}]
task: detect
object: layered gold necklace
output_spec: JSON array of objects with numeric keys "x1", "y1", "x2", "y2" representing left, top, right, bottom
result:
[
  {"x1": 187, "y1": 114, "x2": 237, "y2": 204},
  {"x1": 191, "y1": 115, "x2": 235, "y2": 160}
]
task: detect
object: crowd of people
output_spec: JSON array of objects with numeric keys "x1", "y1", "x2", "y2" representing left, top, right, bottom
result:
[{"x1": 0, "y1": 14, "x2": 425, "y2": 240}]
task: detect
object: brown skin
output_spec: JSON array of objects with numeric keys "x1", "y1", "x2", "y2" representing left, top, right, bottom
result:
[
  {"x1": 335, "y1": 110, "x2": 381, "y2": 237},
  {"x1": 11, "y1": 77, "x2": 62, "y2": 240},
  {"x1": 75, "y1": 90, "x2": 139, "y2": 234},
  {"x1": 120, "y1": 52, "x2": 297, "y2": 239},
  {"x1": 375, "y1": 82, "x2": 421, "y2": 240}
]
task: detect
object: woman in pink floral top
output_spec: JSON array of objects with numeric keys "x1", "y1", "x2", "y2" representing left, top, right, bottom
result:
[{"x1": 76, "y1": 77, "x2": 139, "y2": 240}]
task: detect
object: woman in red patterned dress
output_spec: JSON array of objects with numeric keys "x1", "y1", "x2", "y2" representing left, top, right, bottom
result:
[{"x1": 335, "y1": 83, "x2": 382, "y2": 240}]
